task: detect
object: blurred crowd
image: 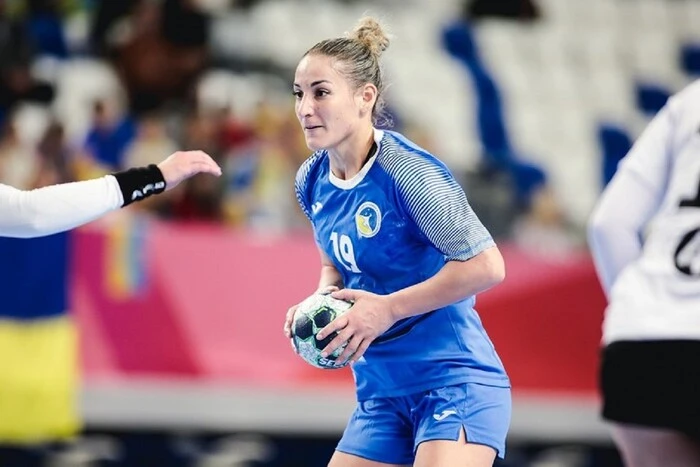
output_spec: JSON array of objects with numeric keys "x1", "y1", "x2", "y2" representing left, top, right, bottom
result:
[
  {"x1": 0, "y1": 0, "x2": 317, "y2": 234},
  {"x1": 0, "y1": 0, "x2": 585, "y2": 254}
]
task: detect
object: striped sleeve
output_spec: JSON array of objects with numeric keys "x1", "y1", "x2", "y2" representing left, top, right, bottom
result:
[
  {"x1": 294, "y1": 153, "x2": 320, "y2": 222},
  {"x1": 381, "y1": 153, "x2": 495, "y2": 260}
]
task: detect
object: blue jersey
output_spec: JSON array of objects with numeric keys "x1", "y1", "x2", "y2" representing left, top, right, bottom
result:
[{"x1": 295, "y1": 129, "x2": 509, "y2": 400}]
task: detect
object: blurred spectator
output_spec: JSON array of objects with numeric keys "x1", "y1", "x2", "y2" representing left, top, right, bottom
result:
[
  {"x1": 511, "y1": 186, "x2": 584, "y2": 258},
  {"x1": 122, "y1": 111, "x2": 179, "y2": 214},
  {"x1": 123, "y1": 111, "x2": 178, "y2": 169},
  {"x1": 26, "y1": 0, "x2": 69, "y2": 59},
  {"x1": 0, "y1": 0, "x2": 54, "y2": 126},
  {"x1": 221, "y1": 114, "x2": 260, "y2": 226},
  {"x1": 0, "y1": 120, "x2": 38, "y2": 189},
  {"x1": 167, "y1": 110, "x2": 225, "y2": 221},
  {"x1": 248, "y1": 103, "x2": 298, "y2": 231},
  {"x1": 169, "y1": 169, "x2": 225, "y2": 222},
  {"x1": 106, "y1": 0, "x2": 210, "y2": 115},
  {"x1": 465, "y1": 0, "x2": 541, "y2": 22},
  {"x1": 34, "y1": 119, "x2": 73, "y2": 186},
  {"x1": 162, "y1": 0, "x2": 210, "y2": 49},
  {"x1": 219, "y1": 107, "x2": 256, "y2": 153},
  {"x1": 74, "y1": 98, "x2": 136, "y2": 179},
  {"x1": 88, "y1": 0, "x2": 140, "y2": 57}
]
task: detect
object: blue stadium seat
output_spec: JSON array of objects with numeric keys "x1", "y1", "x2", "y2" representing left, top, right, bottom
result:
[
  {"x1": 598, "y1": 122, "x2": 633, "y2": 186},
  {"x1": 680, "y1": 42, "x2": 700, "y2": 76},
  {"x1": 635, "y1": 81, "x2": 671, "y2": 116}
]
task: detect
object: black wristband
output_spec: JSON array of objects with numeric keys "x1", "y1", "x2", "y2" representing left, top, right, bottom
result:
[{"x1": 112, "y1": 164, "x2": 167, "y2": 207}]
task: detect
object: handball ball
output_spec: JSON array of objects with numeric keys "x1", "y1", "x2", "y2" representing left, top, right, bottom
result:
[{"x1": 291, "y1": 293, "x2": 353, "y2": 369}]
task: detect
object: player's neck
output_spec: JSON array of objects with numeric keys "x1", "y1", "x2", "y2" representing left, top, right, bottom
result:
[{"x1": 328, "y1": 128, "x2": 375, "y2": 180}]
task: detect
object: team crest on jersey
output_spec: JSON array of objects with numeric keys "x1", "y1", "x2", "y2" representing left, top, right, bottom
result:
[{"x1": 355, "y1": 201, "x2": 382, "y2": 238}]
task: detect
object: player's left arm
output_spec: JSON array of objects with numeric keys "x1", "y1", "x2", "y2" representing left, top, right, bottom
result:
[
  {"x1": 377, "y1": 159, "x2": 505, "y2": 320},
  {"x1": 385, "y1": 246, "x2": 504, "y2": 321}
]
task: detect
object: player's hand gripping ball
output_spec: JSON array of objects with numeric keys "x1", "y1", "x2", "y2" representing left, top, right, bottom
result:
[{"x1": 291, "y1": 293, "x2": 353, "y2": 369}]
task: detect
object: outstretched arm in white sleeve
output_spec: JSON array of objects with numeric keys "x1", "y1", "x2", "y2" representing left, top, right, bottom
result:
[{"x1": 0, "y1": 150, "x2": 221, "y2": 238}]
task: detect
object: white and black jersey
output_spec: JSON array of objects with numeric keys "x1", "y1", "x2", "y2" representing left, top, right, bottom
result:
[{"x1": 589, "y1": 79, "x2": 700, "y2": 343}]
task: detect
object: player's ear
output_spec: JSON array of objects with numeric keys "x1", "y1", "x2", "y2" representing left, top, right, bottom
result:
[{"x1": 357, "y1": 83, "x2": 377, "y2": 115}]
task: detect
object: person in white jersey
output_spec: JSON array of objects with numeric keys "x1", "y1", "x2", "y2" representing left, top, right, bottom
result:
[
  {"x1": 589, "y1": 80, "x2": 700, "y2": 467},
  {"x1": 0, "y1": 150, "x2": 221, "y2": 238}
]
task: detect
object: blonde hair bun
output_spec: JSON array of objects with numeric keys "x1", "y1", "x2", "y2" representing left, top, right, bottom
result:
[{"x1": 350, "y1": 16, "x2": 390, "y2": 57}]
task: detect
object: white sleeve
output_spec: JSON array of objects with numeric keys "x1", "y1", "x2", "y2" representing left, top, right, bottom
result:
[
  {"x1": 587, "y1": 105, "x2": 673, "y2": 295},
  {"x1": 0, "y1": 175, "x2": 125, "y2": 238},
  {"x1": 588, "y1": 170, "x2": 662, "y2": 295}
]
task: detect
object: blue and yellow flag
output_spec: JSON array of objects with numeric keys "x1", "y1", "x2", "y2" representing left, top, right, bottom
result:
[{"x1": 0, "y1": 232, "x2": 80, "y2": 443}]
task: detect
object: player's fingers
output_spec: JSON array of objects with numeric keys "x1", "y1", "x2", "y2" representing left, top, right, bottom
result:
[
  {"x1": 286, "y1": 305, "x2": 298, "y2": 322},
  {"x1": 349, "y1": 339, "x2": 372, "y2": 363},
  {"x1": 320, "y1": 328, "x2": 352, "y2": 358},
  {"x1": 316, "y1": 315, "x2": 348, "y2": 340},
  {"x1": 195, "y1": 150, "x2": 213, "y2": 161},
  {"x1": 284, "y1": 306, "x2": 297, "y2": 338},
  {"x1": 201, "y1": 162, "x2": 222, "y2": 176},
  {"x1": 317, "y1": 285, "x2": 339, "y2": 295},
  {"x1": 191, "y1": 160, "x2": 222, "y2": 176},
  {"x1": 173, "y1": 151, "x2": 215, "y2": 168},
  {"x1": 337, "y1": 335, "x2": 362, "y2": 364},
  {"x1": 330, "y1": 288, "x2": 358, "y2": 302},
  {"x1": 196, "y1": 152, "x2": 222, "y2": 174}
]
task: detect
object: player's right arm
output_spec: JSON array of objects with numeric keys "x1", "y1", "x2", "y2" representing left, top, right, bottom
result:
[
  {"x1": 0, "y1": 150, "x2": 220, "y2": 238},
  {"x1": 316, "y1": 247, "x2": 343, "y2": 293},
  {"x1": 286, "y1": 154, "x2": 344, "y2": 339},
  {"x1": 284, "y1": 246, "x2": 343, "y2": 339},
  {"x1": 588, "y1": 101, "x2": 674, "y2": 296}
]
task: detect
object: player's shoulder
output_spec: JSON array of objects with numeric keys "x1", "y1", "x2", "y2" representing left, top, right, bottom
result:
[
  {"x1": 295, "y1": 150, "x2": 326, "y2": 193},
  {"x1": 653, "y1": 79, "x2": 700, "y2": 137},
  {"x1": 376, "y1": 130, "x2": 450, "y2": 185},
  {"x1": 674, "y1": 79, "x2": 700, "y2": 100},
  {"x1": 668, "y1": 79, "x2": 700, "y2": 114}
]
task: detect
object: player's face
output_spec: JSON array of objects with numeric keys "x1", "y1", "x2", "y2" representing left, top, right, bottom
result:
[{"x1": 293, "y1": 54, "x2": 364, "y2": 151}]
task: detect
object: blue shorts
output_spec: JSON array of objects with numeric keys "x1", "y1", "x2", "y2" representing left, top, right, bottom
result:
[{"x1": 336, "y1": 382, "x2": 511, "y2": 464}]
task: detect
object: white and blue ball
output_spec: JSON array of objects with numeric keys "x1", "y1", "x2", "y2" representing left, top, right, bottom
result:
[{"x1": 291, "y1": 293, "x2": 353, "y2": 369}]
